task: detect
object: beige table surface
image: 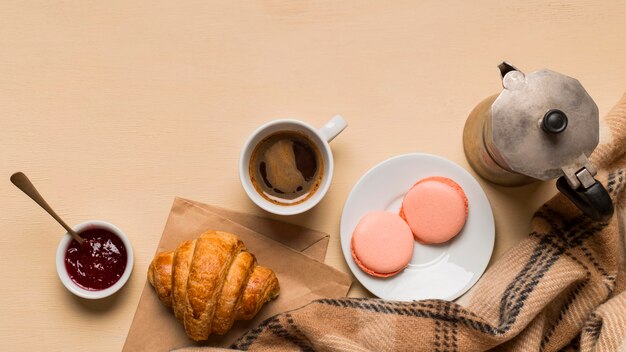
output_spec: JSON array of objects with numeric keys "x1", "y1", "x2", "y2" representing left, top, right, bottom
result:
[{"x1": 2, "y1": 1, "x2": 626, "y2": 350}]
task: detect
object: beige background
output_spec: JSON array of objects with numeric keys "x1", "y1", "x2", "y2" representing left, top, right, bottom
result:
[{"x1": 1, "y1": 1, "x2": 625, "y2": 350}]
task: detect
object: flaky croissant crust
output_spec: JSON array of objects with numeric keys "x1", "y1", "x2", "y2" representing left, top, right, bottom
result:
[{"x1": 147, "y1": 230, "x2": 280, "y2": 341}]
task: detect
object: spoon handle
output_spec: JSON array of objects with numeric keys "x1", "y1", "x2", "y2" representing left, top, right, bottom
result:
[{"x1": 11, "y1": 172, "x2": 84, "y2": 244}]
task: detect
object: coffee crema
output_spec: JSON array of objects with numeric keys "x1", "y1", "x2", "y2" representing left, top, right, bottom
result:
[{"x1": 249, "y1": 131, "x2": 323, "y2": 206}]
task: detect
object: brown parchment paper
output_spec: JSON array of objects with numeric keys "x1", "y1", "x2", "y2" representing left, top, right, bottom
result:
[{"x1": 123, "y1": 197, "x2": 352, "y2": 351}]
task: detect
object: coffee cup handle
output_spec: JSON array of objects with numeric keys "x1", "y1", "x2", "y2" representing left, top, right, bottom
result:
[{"x1": 319, "y1": 115, "x2": 347, "y2": 143}]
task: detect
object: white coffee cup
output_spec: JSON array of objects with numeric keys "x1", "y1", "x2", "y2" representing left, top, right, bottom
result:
[{"x1": 239, "y1": 115, "x2": 347, "y2": 215}]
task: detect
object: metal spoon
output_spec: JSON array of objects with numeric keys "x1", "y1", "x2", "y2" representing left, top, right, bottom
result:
[{"x1": 10, "y1": 172, "x2": 84, "y2": 245}]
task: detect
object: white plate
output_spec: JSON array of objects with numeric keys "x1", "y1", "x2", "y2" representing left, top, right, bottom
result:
[{"x1": 340, "y1": 153, "x2": 494, "y2": 301}]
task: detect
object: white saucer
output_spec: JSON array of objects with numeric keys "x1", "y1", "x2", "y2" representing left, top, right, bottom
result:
[{"x1": 340, "y1": 153, "x2": 494, "y2": 301}]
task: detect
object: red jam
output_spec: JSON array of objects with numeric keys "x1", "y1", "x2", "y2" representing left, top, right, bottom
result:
[{"x1": 64, "y1": 229, "x2": 127, "y2": 291}]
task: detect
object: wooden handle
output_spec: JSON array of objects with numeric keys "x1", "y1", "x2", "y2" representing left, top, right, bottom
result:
[{"x1": 11, "y1": 172, "x2": 84, "y2": 244}]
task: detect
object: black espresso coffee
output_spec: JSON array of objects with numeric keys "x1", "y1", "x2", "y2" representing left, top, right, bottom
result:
[{"x1": 249, "y1": 131, "x2": 324, "y2": 206}]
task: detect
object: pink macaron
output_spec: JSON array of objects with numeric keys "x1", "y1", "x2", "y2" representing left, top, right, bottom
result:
[
  {"x1": 351, "y1": 211, "x2": 414, "y2": 278},
  {"x1": 400, "y1": 176, "x2": 469, "y2": 244}
]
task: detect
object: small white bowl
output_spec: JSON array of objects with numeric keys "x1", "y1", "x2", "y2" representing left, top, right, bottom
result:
[{"x1": 56, "y1": 220, "x2": 134, "y2": 299}]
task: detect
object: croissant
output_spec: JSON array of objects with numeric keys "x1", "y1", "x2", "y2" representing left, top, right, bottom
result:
[{"x1": 147, "y1": 230, "x2": 280, "y2": 341}]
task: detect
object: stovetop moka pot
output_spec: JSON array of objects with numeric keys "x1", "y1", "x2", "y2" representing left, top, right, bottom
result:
[{"x1": 463, "y1": 62, "x2": 613, "y2": 221}]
